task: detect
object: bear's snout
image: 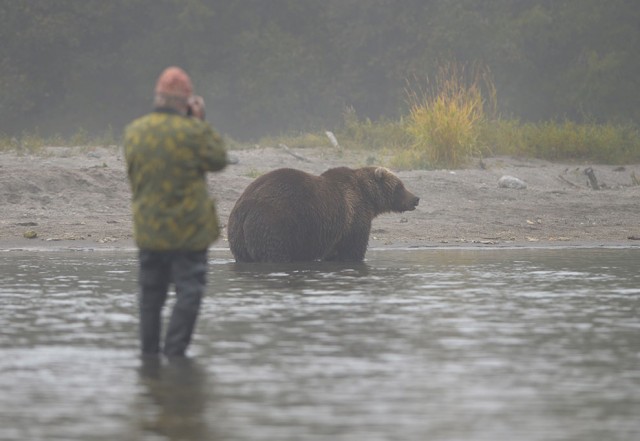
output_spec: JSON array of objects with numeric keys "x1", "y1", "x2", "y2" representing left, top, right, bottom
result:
[
  {"x1": 397, "y1": 192, "x2": 419, "y2": 212},
  {"x1": 406, "y1": 195, "x2": 419, "y2": 211}
]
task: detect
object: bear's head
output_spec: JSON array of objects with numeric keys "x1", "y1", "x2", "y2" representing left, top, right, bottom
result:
[{"x1": 369, "y1": 167, "x2": 420, "y2": 214}]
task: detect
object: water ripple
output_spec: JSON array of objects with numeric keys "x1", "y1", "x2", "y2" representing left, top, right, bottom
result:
[{"x1": 0, "y1": 248, "x2": 639, "y2": 440}]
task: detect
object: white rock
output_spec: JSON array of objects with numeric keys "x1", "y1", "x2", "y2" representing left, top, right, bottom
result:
[{"x1": 498, "y1": 175, "x2": 527, "y2": 189}]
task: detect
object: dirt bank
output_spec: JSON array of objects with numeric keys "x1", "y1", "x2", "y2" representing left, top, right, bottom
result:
[{"x1": 1, "y1": 145, "x2": 639, "y2": 251}]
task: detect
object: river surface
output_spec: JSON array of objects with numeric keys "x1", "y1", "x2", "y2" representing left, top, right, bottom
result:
[{"x1": 0, "y1": 247, "x2": 639, "y2": 441}]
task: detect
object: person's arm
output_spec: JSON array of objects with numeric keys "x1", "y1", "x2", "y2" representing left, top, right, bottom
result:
[
  {"x1": 187, "y1": 95, "x2": 227, "y2": 171},
  {"x1": 199, "y1": 125, "x2": 227, "y2": 172}
]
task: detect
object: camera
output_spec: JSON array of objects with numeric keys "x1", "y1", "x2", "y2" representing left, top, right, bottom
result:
[{"x1": 187, "y1": 95, "x2": 206, "y2": 120}]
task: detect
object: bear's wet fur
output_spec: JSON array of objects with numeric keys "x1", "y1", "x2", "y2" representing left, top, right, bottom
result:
[{"x1": 227, "y1": 166, "x2": 419, "y2": 263}]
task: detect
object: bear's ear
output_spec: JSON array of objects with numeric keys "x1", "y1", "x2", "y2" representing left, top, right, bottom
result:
[{"x1": 374, "y1": 167, "x2": 390, "y2": 181}]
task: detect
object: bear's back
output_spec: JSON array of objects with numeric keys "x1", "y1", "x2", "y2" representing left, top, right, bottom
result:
[
  {"x1": 245, "y1": 168, "x2": 320, "y2": 199},
  {"x1": 228, "y1": 168, "x2": 347, "y2": 262}
]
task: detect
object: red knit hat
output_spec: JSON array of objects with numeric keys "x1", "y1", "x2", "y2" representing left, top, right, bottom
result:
[{"x1": 155, "y1": 66, "x2": 193, "y2": 98}]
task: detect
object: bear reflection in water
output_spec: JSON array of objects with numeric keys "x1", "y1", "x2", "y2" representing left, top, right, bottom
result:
[{"x1": 227, "y1": 166, "x2": 419, "y2": 263}]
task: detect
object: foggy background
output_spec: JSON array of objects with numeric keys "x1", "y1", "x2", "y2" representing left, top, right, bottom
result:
[{"x1": 1, "y1": 0, "x2": 638, "y2": 141}]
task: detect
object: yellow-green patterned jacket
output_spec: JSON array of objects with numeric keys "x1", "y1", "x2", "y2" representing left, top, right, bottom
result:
[{"x1": 124, "y1": 109, "x2": 227, "y2": 250}]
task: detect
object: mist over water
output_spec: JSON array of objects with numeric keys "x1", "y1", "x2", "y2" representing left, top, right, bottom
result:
[{"x1": 1, "y1": 248, "x2": 639, "y2": 440}]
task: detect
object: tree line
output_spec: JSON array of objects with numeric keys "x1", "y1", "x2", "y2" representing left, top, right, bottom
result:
[{"x1": 1, "y1": 0, "x2": 638, "y2": 141}]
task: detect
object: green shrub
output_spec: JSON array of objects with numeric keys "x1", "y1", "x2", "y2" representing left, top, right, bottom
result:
[
  {"x1": 93, "y1": 125, "x2": 119, "y2": 147},
  {"x1": 245, "y1": 168, "x2": 264, "y2": 178},
  {"x1": 259, "y1": 131, "x2": 329, "y2": 149},
  {"x1": 0, "y1": 134, "x2": 14, "y2": 152},
  {"x1": 69, "y1": 128, "x2": 90, "y2": 146},
  {"x1": 477, "y1": 119, "x2": 526, "y2": 157},
  {"x1": 18, "y1": 132, "x2": 46, "y2": 154},
  {"x1": 257, "y1": 109, "x2": 412, "y2": 153},
  {"x1": 337, "y1": 106, "x2": 411, "y2": 151},
  {"x1": 481, "y1": 119, "x2": 640, "y2": 164},
  {"x1": 0, "y1": 127, "x2": 124, "y2": 155},
  {"x1": 520, "y1": 121, "x2": 640, "y2": 164}
]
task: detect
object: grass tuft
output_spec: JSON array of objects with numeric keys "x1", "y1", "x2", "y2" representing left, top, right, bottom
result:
[{"x1": 397, "y1": 63, "x2": 495, "y2": 169}]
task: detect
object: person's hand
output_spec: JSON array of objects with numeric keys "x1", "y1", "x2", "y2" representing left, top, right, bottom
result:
[{"x1": 187, "y1": 95, "x2": 206, "y2": 120}]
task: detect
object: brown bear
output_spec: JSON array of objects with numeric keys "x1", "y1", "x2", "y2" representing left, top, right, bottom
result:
[{"x1": 227, "y1": 166, "x2": 419, "y2": 262}]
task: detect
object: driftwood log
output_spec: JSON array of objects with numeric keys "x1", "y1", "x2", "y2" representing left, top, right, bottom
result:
[
  {"x1": 584, "y1": 167, "x2": 600, "y2": 190},
  {"x1": 278, "y1": 143, "x2": 312, "y2": 162},
  {"x1": 557, "y1": 175, "x2": 581, "y2": 188},
  {"x1": 325, "y1": 131, "x2": 340, "y2": 149}
]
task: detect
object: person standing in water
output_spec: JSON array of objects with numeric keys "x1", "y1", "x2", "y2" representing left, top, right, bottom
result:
[{"x1": 124, "y1": 66, "x2": 227, "y2": 357}]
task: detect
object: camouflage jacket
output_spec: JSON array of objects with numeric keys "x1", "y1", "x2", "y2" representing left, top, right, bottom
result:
[{"x1": 124, "y1": 108, "x2": 227, "y2": 250}]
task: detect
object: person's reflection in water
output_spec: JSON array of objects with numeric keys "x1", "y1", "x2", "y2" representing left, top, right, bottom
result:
[{"x1": 137, "y1": 356, "x2": 217, "y2": 440}]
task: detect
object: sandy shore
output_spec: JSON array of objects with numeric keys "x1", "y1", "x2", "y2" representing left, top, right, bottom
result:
[{"x1": 1, "y1": 145, "x2": 639, "y2": 252}]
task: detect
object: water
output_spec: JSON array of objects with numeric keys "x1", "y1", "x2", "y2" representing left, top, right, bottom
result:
[{"x1": 0, "y1": 247, "x2": 639, "y2": 441}]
